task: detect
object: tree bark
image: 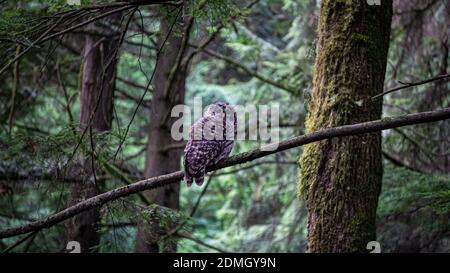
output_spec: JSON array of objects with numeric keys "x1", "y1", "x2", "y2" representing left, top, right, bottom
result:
[
  {"x1": 65, "y1": 32, "x2": 117, "y2": 253},
  {"x1": 298, "y1": 0, "x2": 393, "y2": 252},
  {"x1": 134, "y1": 14, "x2": 187, "y2": 253}
]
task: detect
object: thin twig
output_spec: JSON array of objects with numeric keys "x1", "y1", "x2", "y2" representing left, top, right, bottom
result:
[
  {"x1": 7, "y1": 45, "x2": 21, "y2": 132},
  {"x1": 159, "y1": 172, "x2": 216, "y2": 243},
  {"x1": 371, "y1": 74, "x2": 450, "y2": 101},
  {"x1": 192, "y1": 45, "x2": 298, "y2": 93},
  {"x1": 2, "y1": 231, "x2": 39, "y2": 253},
  {"x1": 175, "y1": 232, "x2": 229, "y2": 253},
  {"x1": 0, "y1": 14, "x2": 66, "y2": 76},
  {"x1": 112, "y1": 6, "x2": 183, "y2": 160}
]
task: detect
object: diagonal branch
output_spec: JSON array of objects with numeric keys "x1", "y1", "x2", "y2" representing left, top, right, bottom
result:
[
  {"x1": 175, "y1": 232, "x2": 229, "y2": 253},
  {"x1": 0, "y1": 108, "x2": 449, "y2": 239},
  {"x1": 371, "y1": 74, "x2": 450, "y2": 100},
  {"x1": 191, "y1": 45, "x2": 298, "y2": 93}
]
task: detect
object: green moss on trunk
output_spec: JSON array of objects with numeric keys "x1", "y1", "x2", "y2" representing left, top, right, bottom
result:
[{"x1": 298, "y1": 0, "x2": 392, "y2": 253}]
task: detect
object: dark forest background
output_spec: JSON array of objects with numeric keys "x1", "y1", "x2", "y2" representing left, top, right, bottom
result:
[{"x1": 0, "y1": 0, "x2": 448, "y2": 253}]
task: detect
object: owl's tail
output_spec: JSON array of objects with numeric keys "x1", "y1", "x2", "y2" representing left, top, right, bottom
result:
[
  {"x1": 184, "y1": 174, "x2": 193, "y2": 187},
  {"x1": 194, "y1": 173, "x2": 205, "y2": 186},
  {"x1": 184, "y1": 169, "x2": 205, "y2": 187}
]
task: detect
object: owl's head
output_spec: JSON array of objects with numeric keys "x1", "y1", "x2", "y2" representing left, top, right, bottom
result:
[{"x1": 205, "y1": 101, "x2": 234, "y2": 117}]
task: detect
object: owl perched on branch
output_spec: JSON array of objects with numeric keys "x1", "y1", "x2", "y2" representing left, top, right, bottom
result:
[{"x1": 184, "y1": 102, "x2": 237, "y2": 187}]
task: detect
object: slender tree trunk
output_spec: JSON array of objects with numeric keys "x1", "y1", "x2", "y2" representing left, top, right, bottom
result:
[
  {"x1": 65, "y1": 33, "x2": 117, "y2": 253},
  {"x1": 298, "y1": 0, "x2": 393, "y2": 253},
  {"x1": 134, "y1": 15, "x2": 187, "y2": 253}
]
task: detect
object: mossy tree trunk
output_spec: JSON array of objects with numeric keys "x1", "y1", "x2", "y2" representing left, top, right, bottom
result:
[
  {"x1": 134, "y1": 13, "x2": 187, "y2": 253},
  {"x1": 298, "y1": 0, "x2": 393, "y2": 253}
]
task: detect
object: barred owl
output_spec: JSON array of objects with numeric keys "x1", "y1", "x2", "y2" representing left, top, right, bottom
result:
[{"x1": 184, "y1": 102, "x2": 237, "y2": 187}]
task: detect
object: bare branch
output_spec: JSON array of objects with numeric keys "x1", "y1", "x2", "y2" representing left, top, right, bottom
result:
[
  {"x1": 191, "y1": 45, "x2": 298, "y2": 94},
  {"x1": 382, "y1": 151, "x2": 427, "y2": 174},
  {"x1": 371, "y1": 74, "x2": 450, "y2": 101},
  {"x1": 175, "y1": 232, "x2": 229, "y2": 253}
]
